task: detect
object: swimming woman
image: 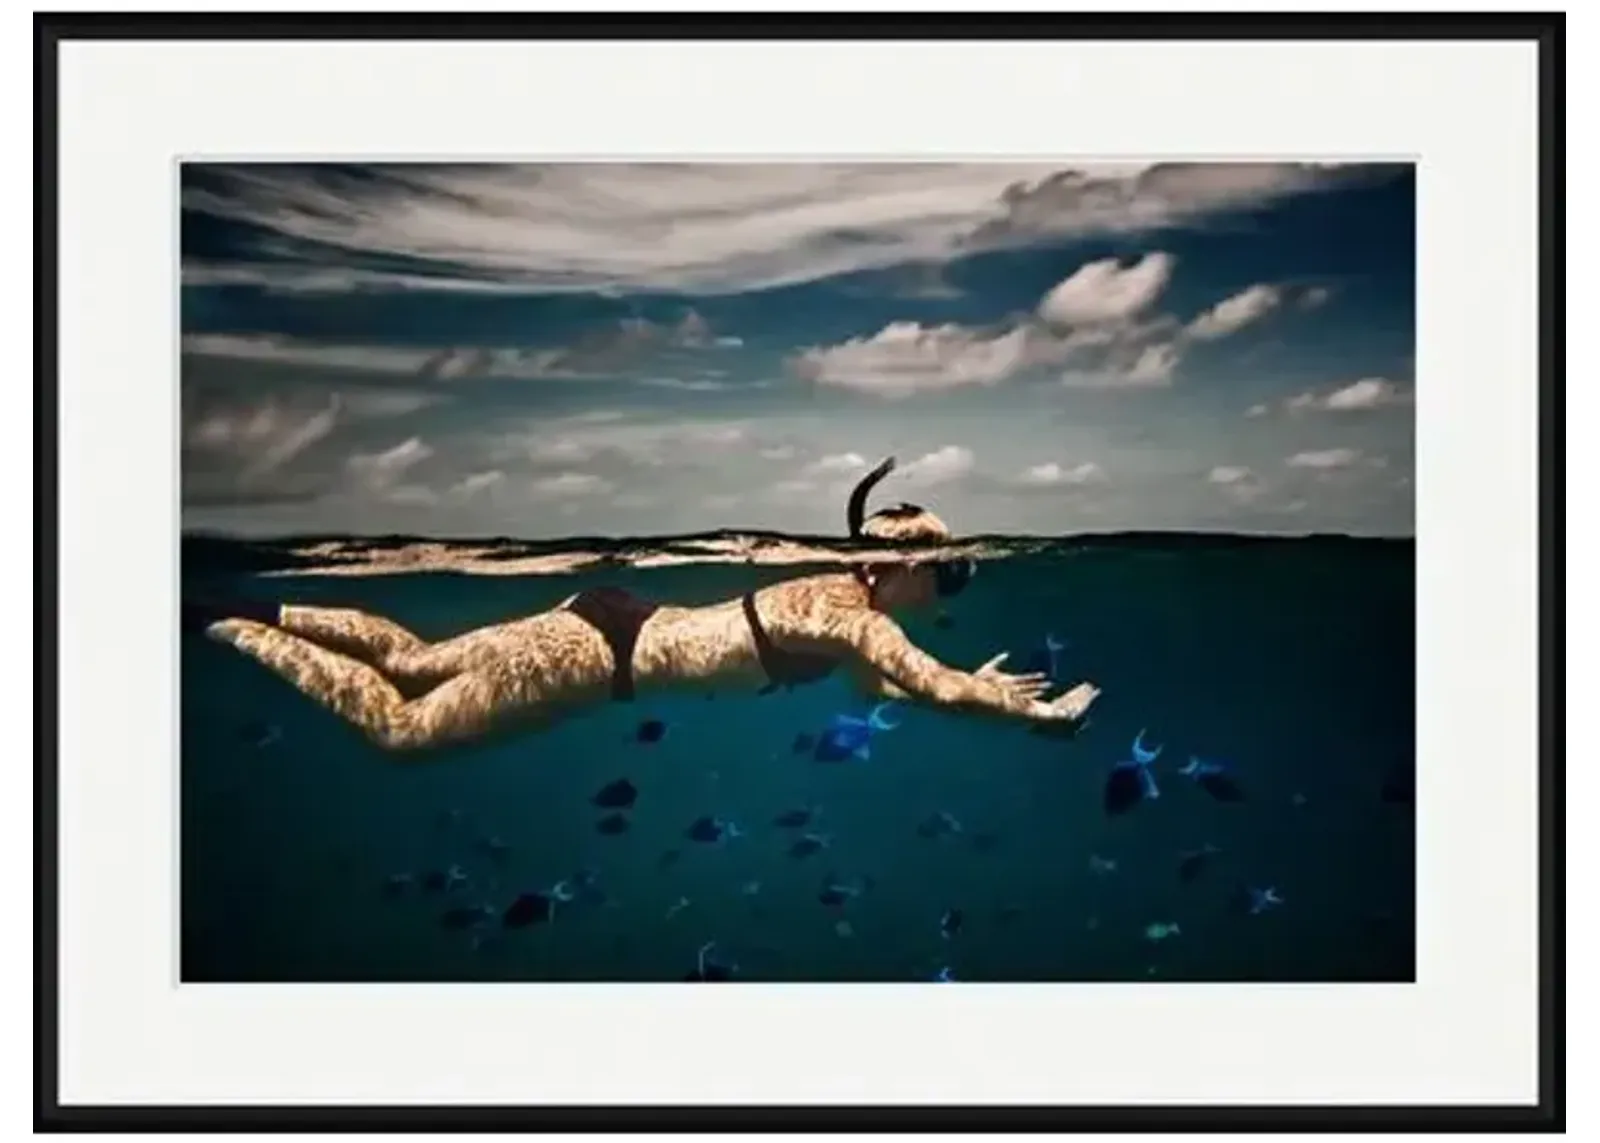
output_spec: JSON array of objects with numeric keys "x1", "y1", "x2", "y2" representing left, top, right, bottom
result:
[{"x1": 189, "y1": 457, "x2": 1101, "y2": 754}]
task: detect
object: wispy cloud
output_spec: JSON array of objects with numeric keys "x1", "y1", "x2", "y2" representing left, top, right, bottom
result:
[
  {"x1": 184, "y1": 310, "x2": 737, "y2": 384},
  {"x1": 1285, "y1": 377, "x2": 1410, "y2": 413},
  {"x1": 1286, "y1": 447, "x2": 1362, "y2": 469},
  {"x1": 181, "y1": 162, "x2": 1368, "y2": 296}
]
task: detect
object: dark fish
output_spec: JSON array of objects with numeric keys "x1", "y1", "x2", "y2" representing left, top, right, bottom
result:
[
  {"x1": 915, "y1": 810, "x2": 962, "y2": 840},
  {"x1": 421, "y1": 869, "x2": 448, "y2": 892},
  {"x1": 1197, "y1": 772, "x2": 1247, "y2": 802},
  {"x1": 686, "y1": 815, "x2": 740, "y2": 844},
  {"x1": 1178, "y1": 844, "x2": 1222, "y2": 884},
  {"x1": 773, "y1": 805, "x2": 816, "y2": 829},
  {"x1": 1103, "y1": 765, "x2": 1145, "y2": 815},
  {"x1": 595, "y1": 812, "x2": 631, "y2": 836},
  {"x1": 635, "y1": 719, "x2": 668, "y2": 744},
  {"x1": 817, "y1": 876, "x2": 864, "y2": 908},
  {"x1": 502, "y1": 891, "x2": 554, "y2": 928},
  {"x1": 787, "y1": 832, "x2": 829, "y2": 859},
  {"x1": 940, "y1": 908, "x2": 964, "y2": 939},
  {"x1": 592, "y1": 777, "x2": 639, "y2": 810},
  {"x1": 791, "y1": 732, "x2": 817, "y2": 754}
]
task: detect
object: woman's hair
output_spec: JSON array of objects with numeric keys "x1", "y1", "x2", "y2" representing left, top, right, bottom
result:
[
  {"x1": 844, "y1": 456, "x2": 972, "y2": 598},
  {"x1": 859, "y1": 502, "x2": 953, "y2": 545},
  {"x1": 846, "y1": 457, "x2": 953, "y2": 545}
]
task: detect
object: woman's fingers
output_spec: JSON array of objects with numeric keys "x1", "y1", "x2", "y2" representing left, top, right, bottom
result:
[{"x1": 977, "y1": 651, "x2": 1010, "y2": 674}]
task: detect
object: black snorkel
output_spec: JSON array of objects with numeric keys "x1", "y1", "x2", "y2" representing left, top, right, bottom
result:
[
  {"x1": 847, "y1": 456, "x2": 897, "y2": 590},
  {"x1": 847, "y1": 456, "x2": 897, "y2": 540}
]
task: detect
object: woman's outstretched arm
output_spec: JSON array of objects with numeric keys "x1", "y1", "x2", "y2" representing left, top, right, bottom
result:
[{"x1": 836, "y1": 611, "x2": 1099, "y2": 725}]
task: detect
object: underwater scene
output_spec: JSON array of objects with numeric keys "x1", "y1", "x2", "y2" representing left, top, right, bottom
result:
[{"x1": 180, "y1": 532, "x2": 1415, "y2": 984}]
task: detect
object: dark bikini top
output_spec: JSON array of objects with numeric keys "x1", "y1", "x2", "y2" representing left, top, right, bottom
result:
[{"x1": 740, "y1": 593, "x2": 839, "y2": 691}]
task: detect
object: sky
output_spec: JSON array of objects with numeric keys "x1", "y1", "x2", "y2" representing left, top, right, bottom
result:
[{"x1": 179, "y1": 162, "x2": 1415, "y2": 539}]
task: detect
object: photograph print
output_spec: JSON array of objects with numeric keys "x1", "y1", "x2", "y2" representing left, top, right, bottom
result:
[{"x1": 179, "y1": 160, "x2": 1417, "y2": 984}]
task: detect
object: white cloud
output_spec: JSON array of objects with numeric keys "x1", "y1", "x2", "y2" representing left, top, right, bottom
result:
[
  {"x1": 1124, "y1": 343, "x2": 1181, "y2": 385},
  {"x1": 1322, "y1": 377, "x2": 1407, "y2": 411},
  {"x1": 1036, "y1": 252, "x2": 1175, "y2": 327},
  {"x1": 759, "y1": 445, "x2": 797, "y2": 461},
  {"x1": 805, "y1": 452, "x2": 869, "y2": 476},
  {"x1": 348, "y1": 437, "x2": 435, "y2": 489},
  {"x1": 531, "y1": 472, "x2": 612, "y2": 498},
  {"x1": 385, "y1": 484, "x2": 440, "y2": 507},
  {"x1": 793, "y1": 321, "x2": 1035, "y2": 397},
  {"x1": 184, "y1": 162, "x2": 1360, "y2": 295},
  {"x1": 1286, "y1": 448, "x2": 1361, "y2": 469},
  {"x1": 184, "y1": 396, "x2": 343, "y2": 484},
  {"x1": 1285, "y1": 377, "x2": 1409, "y2": 413},
  {"x1": 1206, "y1": 464, "x2": 1264, "y2": 503},
  {"x1": 450, "y1": 470, "x2": 505, "y2": 498},
  {"x1": 1299, "y1": 285, "x2": 1332, "y2": 310},
  {"x1": 899, "y1": 445, "x2": 975, "y2": 487},
  {"x1": 1061, "y1": 340, "x2": 1181, "y2": 389},
  {"x1": 1245, "y1": 403, "x2": 1270, "y2": 418},
  {"x1": 1018, "y1": 461, "x2": 1106, "y2": 486},
  {"x1": 1184, "y1": 283, "x2": 1282, "y2": 340}
]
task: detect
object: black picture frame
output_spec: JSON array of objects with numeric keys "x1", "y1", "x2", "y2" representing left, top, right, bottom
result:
[{"x1": 34, "y1": 10, "x2": 1564, "y2": 1133}]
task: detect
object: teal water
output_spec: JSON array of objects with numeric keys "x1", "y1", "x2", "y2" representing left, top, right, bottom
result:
[{"x1": 180, "y1": 536, "x2": 1415, "y2": 983}]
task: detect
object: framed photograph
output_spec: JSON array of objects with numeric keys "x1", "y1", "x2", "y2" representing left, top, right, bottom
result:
[{"x1": 37, "y1": 11, "x2": 1562, "y2": 1131}]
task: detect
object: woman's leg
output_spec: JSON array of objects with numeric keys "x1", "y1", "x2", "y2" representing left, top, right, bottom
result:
[
  {"x1": 206, "y1": 617, "x2": 561, "y2": 752},
  {"x1": 277, "y1": 604, "x2": 533, "y2": 691}
]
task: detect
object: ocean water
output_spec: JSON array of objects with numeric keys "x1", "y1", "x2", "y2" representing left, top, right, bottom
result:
[{"x1": 180, "y1": 535, "x2": 1415, "y2": 983}]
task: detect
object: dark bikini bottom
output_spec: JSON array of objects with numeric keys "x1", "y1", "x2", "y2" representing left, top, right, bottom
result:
[{"x1": 566, "y1": 587, "x2": 661, "y2": 701}]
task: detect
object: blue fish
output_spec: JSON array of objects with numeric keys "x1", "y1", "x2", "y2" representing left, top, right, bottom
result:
[
  {"x1": 931, "y1": 965, "x2": 957, "y2": 983},
  {"x1": 1244, "y1": 886, "x2": 1284, "y2": 915},
  {"x1": 813, "y1": 702, "x2": 901, "y2": 763},
  {"x1": 1104, "y1": 730, "x2": 1163, "y2": 815}
]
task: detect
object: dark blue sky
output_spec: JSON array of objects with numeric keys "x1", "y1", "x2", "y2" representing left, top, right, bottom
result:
[{"x1": 179, "y1": 162, "x2": 1414, "y2": 538}]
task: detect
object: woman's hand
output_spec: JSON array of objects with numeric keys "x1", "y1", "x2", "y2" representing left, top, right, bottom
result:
[
  {"x1": 1026, "y1": 680, "x2": 1102, "y2": 736},
  {"x1": 974, "y1": 651, "x2": 1053, "y2": 708}
]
